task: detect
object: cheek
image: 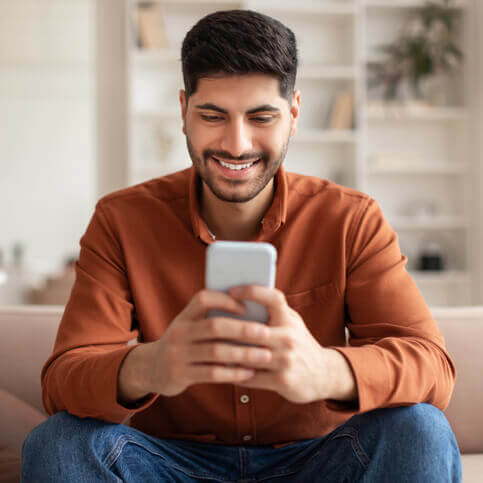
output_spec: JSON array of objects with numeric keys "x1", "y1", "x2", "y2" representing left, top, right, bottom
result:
[
  {"x1": 188, "y1": 121, "x2": 219, "y2": 148},
  {"x1": 261, "y1": 127, "x2": 288, "y2": 154}
]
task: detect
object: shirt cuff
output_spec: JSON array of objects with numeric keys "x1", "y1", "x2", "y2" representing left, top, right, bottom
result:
[
  {"x1": 324, "y1": 345, "x2": 387, "y2": 414},
  {"x1": 112, "y1": 344, "x2": 160, "y2": 417}
]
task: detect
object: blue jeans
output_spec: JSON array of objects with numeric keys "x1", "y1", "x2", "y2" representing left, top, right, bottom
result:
[{"x1": 21, "y1": 402, "x2": 461, "y2": 482}]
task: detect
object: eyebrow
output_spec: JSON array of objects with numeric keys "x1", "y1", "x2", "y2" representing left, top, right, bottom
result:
[{"x1": 194, "y1": 103, "x2": 281, "y2": 115}]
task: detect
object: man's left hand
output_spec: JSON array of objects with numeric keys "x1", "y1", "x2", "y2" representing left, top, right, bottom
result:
[{"x1": 229, "y1": 285, "x2": 339, "y2": 404}]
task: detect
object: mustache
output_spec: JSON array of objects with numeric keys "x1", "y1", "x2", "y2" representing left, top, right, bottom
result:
[{"x1": 203, "y1": 150, "x2": 269, "y2": 162}]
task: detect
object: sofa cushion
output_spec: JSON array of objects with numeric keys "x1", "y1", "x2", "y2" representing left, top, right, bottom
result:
[
  {"x1": 0, "y1": 388, "x2": 46, "y2": 450},
  {"x1": 0, "y1": 306, "x2": 62, "y2": 413},
  {"x1": 0, "y1": 389, "x2": 46, "y2": 483},
  {"x1": 461, "y1": 454, "x2": 483, "y2": 483},
  {"x1": 0, "y1": 446, "x2": 22, "y2": 483},
  {"x1": 433, "y1": 308, "x2": 483, "y2": 454}
]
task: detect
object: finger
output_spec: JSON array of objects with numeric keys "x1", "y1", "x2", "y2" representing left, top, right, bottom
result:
[
  {"x1": 186, "y1": 289, "x2": 247, "y2": 319},
  {"x1": 188, "y1": 316, "x2": 272, "y2": 346},
  {"x1": 229, "y1": 285, "x2": 287, "y2": 320},
  {"x1": 188, "y1": 364, "x2": 255, "y2": 384},
  {"x1": 236, "y1": 370, "x2": 278, "y2": 391},
  {"x1": 188, "y1": 342, "x2": 273, "y2": 369}
]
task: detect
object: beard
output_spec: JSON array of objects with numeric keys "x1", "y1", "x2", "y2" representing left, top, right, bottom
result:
[{"x1": 186, "y1": 133, "x2": 290, "y2": 203}]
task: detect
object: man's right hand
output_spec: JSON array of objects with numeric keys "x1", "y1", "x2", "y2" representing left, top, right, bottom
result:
[{"x1": 117, "y1": 289, "x2": 272, "y2": 404}]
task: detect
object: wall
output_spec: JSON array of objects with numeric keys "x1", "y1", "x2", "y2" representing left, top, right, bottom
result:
[
  {"x1": 96, "y1": 0, "x2": 128, "y2": 198},
  {"x1": 0, "y1": 0, "x2": 96, "y2": 276}
]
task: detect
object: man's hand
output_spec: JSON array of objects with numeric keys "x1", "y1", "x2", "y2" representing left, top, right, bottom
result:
[
  {"x1": 118, "y1": 286, "x2": 357, "y2": 406},
  {"x1": 228, "y1": 285, "x2": 348, "y2": 404},
  {"x1": 140, "y1": 289, "x2": 281, "y2": 397}
]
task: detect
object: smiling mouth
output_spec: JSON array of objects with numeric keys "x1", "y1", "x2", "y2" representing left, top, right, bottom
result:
[{"x1": 212, "y1": 156, "x2": 261, "y2": 171}]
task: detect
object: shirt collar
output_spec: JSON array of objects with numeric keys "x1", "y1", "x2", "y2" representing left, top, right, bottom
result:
[{"x1": 189, "y1": 165, "x2": 288, "y2": 244}]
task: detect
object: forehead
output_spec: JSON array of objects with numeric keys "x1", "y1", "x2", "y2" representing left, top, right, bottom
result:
[{"x1": 190, "y1": 73, "x2": 286, "y2": 111}]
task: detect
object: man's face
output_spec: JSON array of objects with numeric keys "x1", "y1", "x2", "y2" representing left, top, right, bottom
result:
[{"x1": 180, "y1": 74, "x2": 300, "y2": 203}]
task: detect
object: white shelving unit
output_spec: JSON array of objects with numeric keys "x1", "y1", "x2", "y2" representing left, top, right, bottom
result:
[{"x1": 125, "y1": 0, "x2": 478, "y2": 306}]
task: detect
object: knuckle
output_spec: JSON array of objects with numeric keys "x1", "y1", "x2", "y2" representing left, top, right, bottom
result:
[
  {"x1": 239, "y1": 348, "x2": 251, "y2": 363},
  {"x1": 243, "y1": 323, "x2": 256, "y2": 339},
  {"x1": 210, "y1": 344, "x2": 223, "y2": 360},
  {"x1": 274, "y1": 289, "x2": 286, "y2": 305},
  {"x1": 280, "y1": 351, "x2": 295, "y2": 369},
  {"x1": 208, "y1": 366, "x2": 221, "y2": 381},
  {"x1": 208, "y1": 318, "x2": 222, "y2": 336},
  {"x1": 245, "y1": 286, "x2": 256, "y2": 297},
  {"x1": 283, "y1": 334, "x2": 296, "y2": 350},
  {"x1": 196, "y1": 291, "x2": 210, "y2": 309}
]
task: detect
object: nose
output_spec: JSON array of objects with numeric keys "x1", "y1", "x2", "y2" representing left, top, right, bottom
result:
[{"x1": 219, "y1": 118, "x2": 253, "y2": 158}]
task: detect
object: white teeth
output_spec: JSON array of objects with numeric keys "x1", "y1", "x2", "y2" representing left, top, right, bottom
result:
[{"x1": 215, "y1": 157, "x2": 257, "y2": 170}]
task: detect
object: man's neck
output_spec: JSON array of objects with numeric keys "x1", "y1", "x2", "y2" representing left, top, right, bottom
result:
[{"x1": 200, "y1": 179, "x2": 275, "y2": 241}]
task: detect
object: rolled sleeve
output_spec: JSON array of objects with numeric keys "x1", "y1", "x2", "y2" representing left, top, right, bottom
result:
[
  {"x1": 41, "y1": 202, "x2": 159, "y2": 422},
  {"x1": 326, "y1": 199, "x2": 456, "y2": 413}
]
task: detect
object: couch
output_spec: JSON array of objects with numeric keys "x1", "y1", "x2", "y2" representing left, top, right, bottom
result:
[{"x1": 0, "y1": 305, "x2": 482, "y2": 482}]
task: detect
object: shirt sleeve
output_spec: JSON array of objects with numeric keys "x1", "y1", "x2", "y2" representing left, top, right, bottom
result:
[
  {"x1": 41, "y1": 201, "x2": 159, "y2": 422},
  {"x1": 325, "y1": 198, "x2": 456, "y2": 414}
]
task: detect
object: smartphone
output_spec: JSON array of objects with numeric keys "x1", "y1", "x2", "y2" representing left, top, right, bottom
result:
[{"x1": 205, "y1": 241, "x2": 277, "y2": 324}]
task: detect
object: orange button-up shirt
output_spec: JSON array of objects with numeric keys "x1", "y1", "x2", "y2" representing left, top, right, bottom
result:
[{"x1": 41, "y1": 166, "x2": 456, "y2": 446}]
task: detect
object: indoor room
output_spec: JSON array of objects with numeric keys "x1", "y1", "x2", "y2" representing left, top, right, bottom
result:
[{"x1": 1, "y1": 1, "x2": 482, "y2": 481}]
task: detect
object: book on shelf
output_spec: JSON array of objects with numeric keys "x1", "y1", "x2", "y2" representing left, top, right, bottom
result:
[
  {"x1": 135, "y1": 3, "x2": 168, "y2": 49},
  {"x1": 327, "y1": 91, "x2": 354, "y2": 130}
]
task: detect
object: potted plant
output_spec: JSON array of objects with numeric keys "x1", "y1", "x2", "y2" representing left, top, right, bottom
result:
[{"x1": 369, "y1": 0, "x2": 463, "y2": 105}]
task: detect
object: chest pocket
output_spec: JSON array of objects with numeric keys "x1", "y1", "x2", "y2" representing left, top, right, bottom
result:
[{"x1": 284, "y1": 281, "x2": 338, "y2": 310}]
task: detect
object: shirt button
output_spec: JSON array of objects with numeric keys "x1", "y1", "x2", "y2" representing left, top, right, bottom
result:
[
  {"x1": 243, "y1": 435, "x2": 252, "y2": 442},
  {"x1": 240, "y1": 394, "x2": 250, "y2": 404}
]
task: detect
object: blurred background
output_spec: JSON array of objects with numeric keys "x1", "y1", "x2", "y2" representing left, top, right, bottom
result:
[{"x1": 0, "y1": 0, "x2": 482, "y2": 307}]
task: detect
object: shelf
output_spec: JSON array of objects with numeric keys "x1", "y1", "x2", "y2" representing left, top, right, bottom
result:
[
  {"x1": 132, "y1": 49, "x2": 180, "y2": 64},
  {"x1": 369, "y1": 163, "x2": 469, "y2": 175},
  {"x1": 366, "y1": 104, "x2": 468, "y2": 122},
  {"x1": 294, "y1": 129, "x2": 357, "y2": 144},
  {"x1": 130, "y1": 0, "x2": 357, "y2": 14},
  {"x1": 131, "y1": 56, "x2": 357, "y2": 80},
  {"x1": 130, "y1": 0, "x2": 241, "y2": 5},
  {"x1": 132, "y1": 108, "x2": 180, "y2": 120},
  {"x1": 131, "y1": 56, "x2": 356, "y2": 80},
  {"x1": 364, "y1": 0, "x2": 467, "y2": 9},
  {"x1": 125, "y1": 0, "x2": 477, "y2": 306},
  {"x1": 409, "y1": 270, "x2": 471, "y2": 284},
  {"x1": 130, "y1": 161, "x2": 184, "y2": 177},
  {"x1": 391, "y1": 216, "x2": 470, "y2": 231},
  {"x1": 245, "y1": 1, "x2": 357, "y2": 15},
  {"x1": 298, "y1": 65, "x2": 357, "y2": 80}
]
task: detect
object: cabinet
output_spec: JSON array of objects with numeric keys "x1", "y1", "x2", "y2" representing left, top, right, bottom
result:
[{"x1": 124, "y1": 0, "x2": 478, "y2": 306}]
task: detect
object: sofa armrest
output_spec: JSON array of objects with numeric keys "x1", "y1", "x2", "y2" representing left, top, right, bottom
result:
[
  {"x1": 0, "y1": 305, "x2": 63, "y2": 413},
  {"x1": 432, "y1": 307, "x2": 483, "y2": 454},
  {"x1": 0, "y1": 389, "x2": 46, "y2": 450}
]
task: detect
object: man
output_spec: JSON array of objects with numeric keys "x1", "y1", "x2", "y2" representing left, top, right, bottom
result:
[{"x1": 22, "y1": 9, "x2": 462, "y2": 482}]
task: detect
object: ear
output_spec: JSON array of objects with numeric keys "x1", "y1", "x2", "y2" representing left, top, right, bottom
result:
[
  {"x1": 289, "y1": 89, "x2": 301, "y2": 137},
  {"x1": 179, "y1": 89, "x2": 187, "y2": 135}
]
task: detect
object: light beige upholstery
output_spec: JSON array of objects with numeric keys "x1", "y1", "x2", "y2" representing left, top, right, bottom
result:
[
  {"x1": 0, "y1": 305, "x2": 482, "y2": 482},
  {"x1": 433, "y1": 307, "x2": 483, "y2": 454},
  {"x1": 0, "y1": 306, "x2": 61, "y2": 414}
]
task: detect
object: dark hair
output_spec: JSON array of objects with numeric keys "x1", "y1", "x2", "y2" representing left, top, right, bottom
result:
[{"x1": 181, "y1": 10, "x2": 298, "y2": 102}]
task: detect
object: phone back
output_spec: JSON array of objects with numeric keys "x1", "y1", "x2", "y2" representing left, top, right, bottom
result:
[{"x1": 205, "y1": 241, "x2": 277, "y2": 323}]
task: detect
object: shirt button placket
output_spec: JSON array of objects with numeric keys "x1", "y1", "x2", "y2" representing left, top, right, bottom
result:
[{"x1": 235, "y1": 387, "x2": 255, "y2": 444}]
